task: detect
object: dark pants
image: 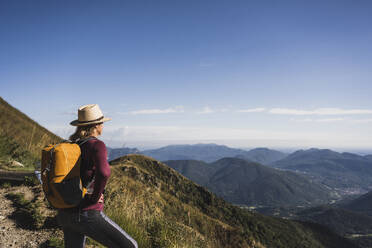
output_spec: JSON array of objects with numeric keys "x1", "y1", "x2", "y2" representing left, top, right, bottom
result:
[{"x1": 56, "y1": 209, "x2": 138, "y2": 248}]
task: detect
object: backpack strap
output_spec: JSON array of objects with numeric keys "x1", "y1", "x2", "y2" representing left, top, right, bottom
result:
[
  {"x1": 43, "y1": 145, "x2": 57, "y2": 198},
  {"x1": 76, "y1": 137, "x2": 97, "y2": 147},
  {"x1": 76, "y1": 137, "x2": 97, "y2": 189}
]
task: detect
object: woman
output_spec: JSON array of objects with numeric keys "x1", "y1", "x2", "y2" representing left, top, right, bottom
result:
[{"x1": 56, "y1": 104, "x2": 138, "y2": 248}]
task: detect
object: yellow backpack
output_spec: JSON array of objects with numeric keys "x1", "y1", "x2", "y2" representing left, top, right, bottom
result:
[{"x1": 41, "y1": 139, "x2": 92, "y2": 208}]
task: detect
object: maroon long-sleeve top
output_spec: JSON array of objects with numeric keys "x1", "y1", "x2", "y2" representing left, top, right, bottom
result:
[{"x1": 80, "y1": 138, "x2": 111, "y2": 211}]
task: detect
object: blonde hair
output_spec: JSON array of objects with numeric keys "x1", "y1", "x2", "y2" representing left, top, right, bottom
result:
[{"x1": 69, "y1": 124, "x2": 99, "y2": 142}]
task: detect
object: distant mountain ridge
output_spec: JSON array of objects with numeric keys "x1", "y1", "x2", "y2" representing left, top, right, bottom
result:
[
  {"x1": 107, "y1": 147, "x2": 140, "y2": 161},
  {"x1": 142, "y1": 143, "x2": 287, "y2": 164},
  {"x1": 235, "y1": 147, "x2": 287, "y2": 165},
  {"x1": 273, "y1": 148, "x2": 372, "y2": 192},
  {"x1": 162, "y1": 159, "x2": 213, "y2": 186},
  {"x1": 165, "y1": 157, "x2": 334, "y2": 207},
  {"x1": 142, "y1": 144, "x2": 246, "y2": 162}
]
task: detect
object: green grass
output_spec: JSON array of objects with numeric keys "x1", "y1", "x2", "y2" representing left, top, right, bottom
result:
[
  {"x1": 45, "y1": 237, "x2": 64, "y2": 248},
  {"x1": 106, "y1": 210, "x2": 152, "y2": 247},
  {"x1": 105, "y1": 158, "x2": 215, "y2": 247},
  {"x1": 0, "y1": 134, "x2": 38, "y2": 169}
]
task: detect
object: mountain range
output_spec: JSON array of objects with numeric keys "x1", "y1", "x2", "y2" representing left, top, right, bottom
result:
[
  {"x1": 272, "y1": 148, "x2": 372, "y2": 193},
  {"x1": 115, "y1": 144, "x2": 372, "y2": 196},
  {"x1": 165, "y1": 157, "x2": 334, "y2": 207},
  {"x1": 113, "y1": 144, "x2": 372, "y2": 197},
  {"x1": 107, "y1": 154, "x2": 357, "y2": 248},
  {"x1": 235, "y1": 147, "x2": 288, "y2": 165},
  {"x1": 142, "y1": 144, "x2": 287, "y2": 164}
]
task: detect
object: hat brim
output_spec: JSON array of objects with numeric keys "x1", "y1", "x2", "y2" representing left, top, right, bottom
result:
[{"x1": 70, "y1": 117, "x2": 111, "y2": 126}]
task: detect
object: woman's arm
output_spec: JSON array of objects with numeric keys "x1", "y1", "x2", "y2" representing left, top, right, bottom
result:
[{"x1": 89, "y1": 140, "x2": 111, "y2": 203}]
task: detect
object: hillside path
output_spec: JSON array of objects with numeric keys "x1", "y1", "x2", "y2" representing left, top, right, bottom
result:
[{"x1": 0, "y1": 185, "x2": 61, "y2": 248}]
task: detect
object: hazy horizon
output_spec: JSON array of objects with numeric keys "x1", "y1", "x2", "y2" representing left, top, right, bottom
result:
[{"x1": 98, "y1": 138, "x2": 372, "y2": 155}]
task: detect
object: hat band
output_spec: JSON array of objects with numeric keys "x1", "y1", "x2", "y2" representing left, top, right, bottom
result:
[{"x1": 78, "y1": 116, "x2": 104, "y2": 124}]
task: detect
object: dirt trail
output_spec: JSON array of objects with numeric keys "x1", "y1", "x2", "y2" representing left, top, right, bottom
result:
[{"x1": 0, "y1": 185, "x2": 62, "y2": 248}]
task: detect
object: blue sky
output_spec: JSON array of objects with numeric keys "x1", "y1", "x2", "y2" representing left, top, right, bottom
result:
[{"x1": 1, "y1": 0, "x2": 372, "y2": 151}]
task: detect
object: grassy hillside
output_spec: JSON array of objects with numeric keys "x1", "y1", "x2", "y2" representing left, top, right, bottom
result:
[
  {"x1": 0, "y1": 97, "x2": 61, "y2": 168},
  {"x1": 106, "y1": 154, "x2": 357, "y2": 248}
]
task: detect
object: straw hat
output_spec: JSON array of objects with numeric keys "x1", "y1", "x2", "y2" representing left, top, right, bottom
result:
[{"x1": 70, "y1": 104, "x2": 111, "y2": 126}]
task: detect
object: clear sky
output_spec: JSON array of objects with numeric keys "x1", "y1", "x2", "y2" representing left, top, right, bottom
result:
[{"x1": 1, "y1": 0, "x2": 372, "y2": 151}]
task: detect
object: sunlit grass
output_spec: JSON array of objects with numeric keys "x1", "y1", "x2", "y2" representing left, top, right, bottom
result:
[{"x1": 104, "y1": 160, "x2": 215, "y2": 248}]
